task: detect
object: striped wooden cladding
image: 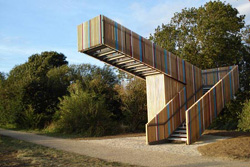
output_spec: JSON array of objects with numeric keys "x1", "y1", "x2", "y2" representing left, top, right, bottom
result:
[
  {"x1": 202, "y1": 66, "x2": 232, "y2": 86},
  {"x1": 146, "y1": 82, "x2": 203, "y2": 144},
  {"x1": 77, "y1": 15, "x2": 103, "y2": 51},
  {"x1": 105, "y1": 15, "x2": 193, "y2": 83},
  {"x1": 186, "y1": 65, "x2": 239, "y2": 144},
  {"x1": 145, "y1": 63, "x2": 203, "y2": 144},
  {"x1": 78, "y1": 15, "x2": 201, "y2": 84},
  {"x1": 146, "y1": 87, "x2": 187, "y2": 143}
]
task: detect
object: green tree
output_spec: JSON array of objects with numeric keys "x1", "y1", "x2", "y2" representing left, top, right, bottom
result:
[
  {"x1": 69, "y1": 64, "x2": 122, "y2": 121},
  {"x1": 0, "y1": 51, "x2": 69, "y2": 128},
  {"x1": 150, "y1": 1, "x2": 245, "y2": 69},
  {"x1": 0, "y1": 72, "x2": 5, "y2": 84},
  {"x1": 118, "y1": 78, "x2": 147, "y2": 132},
  {"x1": 55, "y1": 64, "x2": 122, "y2": 136}
]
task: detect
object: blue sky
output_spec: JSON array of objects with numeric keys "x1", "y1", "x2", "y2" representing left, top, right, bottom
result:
[{"x1": 0, "y1": 0, "x2": 249, "y2": 73}]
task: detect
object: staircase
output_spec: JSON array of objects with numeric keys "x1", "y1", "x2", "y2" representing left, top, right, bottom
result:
[
  {"x1": 78, "y1": 15, "x2": 239, "y2": 145},
  {"x1": 203, "y1": 86, "x2": 212, "y2": 94},
  {"x1": 168, "y1": 122, "x2": 187, "y2": 142},
  {"x1": 167, "y1": 85, "x2": 213, "y2": 142}
]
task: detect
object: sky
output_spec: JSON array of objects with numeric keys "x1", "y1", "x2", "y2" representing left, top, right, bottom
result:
[{"x1": 0, "y1": 0, "x2": 250, "y2": 73}]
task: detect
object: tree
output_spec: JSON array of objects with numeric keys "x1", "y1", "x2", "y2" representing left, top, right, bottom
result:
[
  {"x1": 117, "y1": 78, "x2": 147, "y2": 132},
  {"x1": 69, "y1": 64, "x2": 122, "y2": 121},
  {"x1": 0, "y1": 72, "x2": 5, "y2": 83},
  {"x1": 0, "y1": 51, "x2": 69, "y2": 128},
  {"x1": 150, "y1": 1, "x2": 245, "y2": 69},
  {"x1": 55, "y1": 64, "x2": 122, "y2": 136}
]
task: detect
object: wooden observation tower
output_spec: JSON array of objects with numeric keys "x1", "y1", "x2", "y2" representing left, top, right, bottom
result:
[{"x1": 77, "y1": 15, "x2": 239, "y2": 145}]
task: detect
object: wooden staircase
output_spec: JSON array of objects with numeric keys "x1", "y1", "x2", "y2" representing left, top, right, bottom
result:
[
  {"x1": 167, "y1": 85, "x2": 212, "y2": 143},
  {"x1": 168, "y1": 122, "x2": 187, "y2": 142},
  {"x1": 203, "y1": 86, "x2": 212, "y2": 95}
]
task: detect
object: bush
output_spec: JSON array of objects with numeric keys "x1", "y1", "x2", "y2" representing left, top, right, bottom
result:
[
  {"x1": 18, "y1": 105, "x2": 43, "y2": 129},
  {"x1": 55, "y1": 82, "x2": 118, "y2": 136},
  {"x1": 238, "y1": 100, "x2": 250, "y2": 132}
]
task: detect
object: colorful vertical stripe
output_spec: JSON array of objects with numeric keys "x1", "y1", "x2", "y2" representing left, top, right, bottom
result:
[
  {"x1": 88, "y1": 20, "x2": 91, "y2": 47},
  {"x1": 120, "y1": 25, "x2": 123, "y2": 52},
  {"x1": 176, "y1": 57, "x2": 179, "y2": 80},
  {"x1": 182, "y1": 60, "x2": 186, "y2": 83},
  {"x1": 152, "y1": 43, "x2": 156, "y2": 68},
  {"x1": 167, "y1": 104, "x2": 171, "y2": 135},
  {"x1": 155, "y1": 115, "x2": 159, "y2": 141},
  {"x1": 198, "y1": 101, "x2": 202, "y2": 136},
  {"x1": 139, "y1": 36, "x2": 142, "y2": 61},
  {"x1": 114, "y1": 22, "x2": 118, "y2": 50},
  {"x1": 184, "y1": 87, "x2": 187, "y2": 110},
  {"x1": 192, "y1": 65, "x2": 196, "y2": 101},
  {"x1": 213, "y1": 88, "x2": 217, "y2": 117},
  {"x1": 82, "y1": 23, "x2": 84, "y2": 50},
  {"x1": 164, "y1": 50, "x2": 168, "y2": 74},
  {"x1": 130, "y1": 30, "x2": 133, "y2": 57},
  {"x1": 169, "y1": 52, "x2": 172, "y2": 76}
]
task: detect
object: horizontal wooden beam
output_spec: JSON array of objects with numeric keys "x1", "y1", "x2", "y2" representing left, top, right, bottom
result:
[
  {"x1": 98, "y1": 50, "x2": 116, "y2": 57},
  {"x1": 142, "y1": 71, "x2": 160, "y2": 76},
  {"x1": 107, "y1": 55, "x2": 125, "y2": 61},
  {"x1": 116, "y1": 59, "x2": 135, "y2": 65},
  {"x1": 133, "y1": 66, "x2": 150, "y2": 70},
  {"x1": 134, "y1": 68, "x2": 152, "y2": 72},
  {"x1": 124, "y1": 63, "x2": 144, "y2": 68}
]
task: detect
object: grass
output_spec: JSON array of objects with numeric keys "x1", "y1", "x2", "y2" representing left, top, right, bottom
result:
[
  {"x1": 0, "y1": 134, "x2": 140, "y2": 167},
  {"x1": 0, "y1": 124, "x2": 145, "y2": 140},
  {"x1": 198, "y1": 130, "x2": 250, "y2": 160}
]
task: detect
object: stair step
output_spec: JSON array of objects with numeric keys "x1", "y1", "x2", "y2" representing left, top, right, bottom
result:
[
  {"x1": 175, "y1": 130, "x2": 186, "y2": 133},
  {"x1": 171, "y1": 134, "x2": 187, "y2": 137},
  {"x1": 178, "y1": 127, "x2": 186, "y2": 130},
  {"x1": 168, "y1": 137, "x2": 187, "y2": 141}
]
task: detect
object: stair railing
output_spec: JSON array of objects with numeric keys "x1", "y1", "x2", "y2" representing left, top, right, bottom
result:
[
  {"x1": 185, "y1": 65, "x2": 239, "y2": 144},
  {"x1": 146, "y1": 85, "x2": 203, "y2": 144}
]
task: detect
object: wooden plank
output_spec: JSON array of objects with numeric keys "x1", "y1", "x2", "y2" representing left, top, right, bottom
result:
[{"x1": 146, "y1": 74, "x2": 167, "y2": 121}]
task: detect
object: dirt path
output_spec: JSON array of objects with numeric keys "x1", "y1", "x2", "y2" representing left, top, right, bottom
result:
[{"x1": 0, "y1": 128, "x2": 249, "y2": 167}]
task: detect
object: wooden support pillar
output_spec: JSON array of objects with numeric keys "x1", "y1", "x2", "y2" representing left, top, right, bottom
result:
[
  {"x1": 146, "y1": 74, "x2": 184, "y2": 122},
  {"x1": 145, "y1": 74, "x2": 185, "y2": 144}
]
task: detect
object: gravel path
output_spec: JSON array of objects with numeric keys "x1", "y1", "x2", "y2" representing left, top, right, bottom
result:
[{"x1": 0, "y1": 128, "x2": 249, "y2": 167}]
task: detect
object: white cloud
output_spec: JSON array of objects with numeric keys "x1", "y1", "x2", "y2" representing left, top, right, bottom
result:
[
  {"x1": 127, "y1": 1, "x2": 205, "y2": 37},
  {"x1": 126, "y1": 0, "x2": 250, "y2": 38},
  {"x1": 236, "y1": 2, "x2": 250, "y2": 24}
]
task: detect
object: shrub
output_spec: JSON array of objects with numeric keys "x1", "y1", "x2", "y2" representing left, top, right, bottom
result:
[
  {"x1": 18, "y1": 105, "x2": 43, "y2": 129},
  {"x1": 55, "y1": 81, "x2": 118, "y2": 136},
  {"x1": 238, "y1": 100, "x2": 250, "y2": 132}
]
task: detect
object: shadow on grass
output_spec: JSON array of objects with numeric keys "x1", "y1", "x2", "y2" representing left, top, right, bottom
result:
[{"x1": 203, "y1": 130, "x2": 250, "y2": 138}]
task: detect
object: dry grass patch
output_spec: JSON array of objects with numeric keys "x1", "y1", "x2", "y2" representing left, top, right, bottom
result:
[
  {"x1": 0, "y1": 135, "x2": 140, "y2": 167},
  {"x1": 198, "y1": 130, "x2": 250, "y2": 160}
]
